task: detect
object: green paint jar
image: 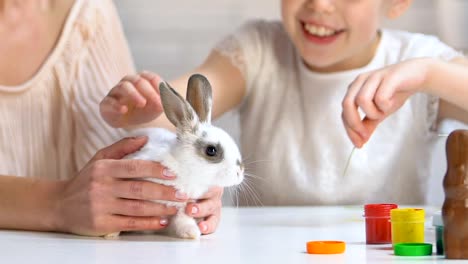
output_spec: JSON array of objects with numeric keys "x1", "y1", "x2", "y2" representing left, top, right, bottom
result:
[{"x1": 432, "y1": 211, "x2": 444, "y2": 255}]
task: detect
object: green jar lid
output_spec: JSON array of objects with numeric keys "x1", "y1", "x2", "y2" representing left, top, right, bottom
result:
[{"x1": 394, "y1": 243, "x2": 433, "y2": 256}]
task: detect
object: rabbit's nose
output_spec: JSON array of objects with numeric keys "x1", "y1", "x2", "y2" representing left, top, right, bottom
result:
[
  {"x1": 237, "y1": 159, "x2": 244, "y2": 171},
  {"x1": 237, "y1": 168, "x2": 244, "y2": 180}
]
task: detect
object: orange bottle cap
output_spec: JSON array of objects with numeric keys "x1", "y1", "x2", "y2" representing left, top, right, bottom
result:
[{"x1": 306, "y1": 241, "x2": 346, "y2": 254}]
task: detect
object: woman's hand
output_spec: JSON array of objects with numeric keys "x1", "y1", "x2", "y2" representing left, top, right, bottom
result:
[
  {"x1": 341, "y1": 58, "x2": 431, "y2": 148},
  {"x1": 100, "y1": 71, "x2": 164, "y2": 128},
  {"x1": 55, "y1": 136, "x2": 189, "y2": 236},
  {"x1": 185, "y1": 187, "x2": 224, "y2": 235}
]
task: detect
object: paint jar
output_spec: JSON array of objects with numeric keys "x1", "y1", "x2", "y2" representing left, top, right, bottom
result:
[
  {"x1": 432, "y1": 211, "x2": 444, "y2": 255},
  {"x1": 364, "y1": 204, "x2": 398, "y2": 244},
  {"x1": 390, "y1": 208, "x2": 425, "y2": 245}
]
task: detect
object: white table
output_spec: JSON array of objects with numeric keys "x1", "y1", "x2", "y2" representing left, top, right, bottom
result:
[{"x1": 1, "y1": 206, "x2": 466, "y2": 264}]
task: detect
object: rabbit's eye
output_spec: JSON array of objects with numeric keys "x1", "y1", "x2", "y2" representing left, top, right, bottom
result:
[{"x1": 205, "y1": 145, "x2": 217, "y2": 157}]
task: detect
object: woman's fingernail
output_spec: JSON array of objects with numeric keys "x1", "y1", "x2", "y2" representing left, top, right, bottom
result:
[
  {"x1": 200, "y1": 222, "x2": 208, "y2": 232},
  {"x1": 160, "y1": 218, "x2": 168, "y2": 226},
  {"x1": 120, "y1": 105, "x2": 128, "y2": 114},
  {"x1": 175, "y1": 191, "x2": 187, "y2": 200},
  {"x1": 191, "y1": 205, "x2": 199, "y2": 215},
  {"x1": 162, "y1": 168, "x2": 176, "y2": 178}
]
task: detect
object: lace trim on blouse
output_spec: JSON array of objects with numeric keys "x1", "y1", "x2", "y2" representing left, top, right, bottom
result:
[{"x1": 213, "y1": 35, "x2": 247, "y2": 81}]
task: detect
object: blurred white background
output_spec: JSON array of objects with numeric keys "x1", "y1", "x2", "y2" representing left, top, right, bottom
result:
[{"x1": 114, "y1": 0, "x2": 468, "y2": 206}]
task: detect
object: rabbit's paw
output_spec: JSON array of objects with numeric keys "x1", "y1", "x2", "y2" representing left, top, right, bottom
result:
[
  {"x1": 175, "y1": 224, "x2": 201, "y2": 239},
  {"x1": 104, "y1": 232, "x2": 120, "y2": 239}
]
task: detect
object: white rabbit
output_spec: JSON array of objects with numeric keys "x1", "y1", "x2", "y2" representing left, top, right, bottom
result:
[{"x1": 106, "y1": 74, "x2": 244, "y2": 239}]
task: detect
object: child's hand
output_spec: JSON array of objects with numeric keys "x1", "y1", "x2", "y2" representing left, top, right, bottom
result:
[
  {"x1": 100, "y1": 71, "x2": 164, "y2": 128},
  {"x1": 341, "y1": 58, "x2": 431, "y2": 148}
]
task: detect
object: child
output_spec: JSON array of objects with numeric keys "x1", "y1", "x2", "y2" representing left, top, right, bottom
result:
[{"x1": 101, "y1": 0, "x2": 468, "y2": 209}]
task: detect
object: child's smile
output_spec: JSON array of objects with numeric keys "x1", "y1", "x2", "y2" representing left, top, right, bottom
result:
[
  {"x1": 301, "y1": 21, "x2": 345, "y2": 45},
  {"x1": 281, "y1": 0, "x2": 392, "y2": 72}
]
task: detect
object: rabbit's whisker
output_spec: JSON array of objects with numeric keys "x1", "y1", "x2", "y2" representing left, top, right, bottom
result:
[
  {"x1": 237, "y1": 183, "x2": 253, "y2": 206},
  {"x1": 244, "y1": 159, "x2": 272, "y2": 166},
  {"x1": 228, "y1": 184, "x2": 241, "y2": 208},
  {"x1": 225, "y1": 186, "x2": 235, "y2": 208},
  {"x1": 244, "y1": 172, "x2": 266, "y2": 183},
  {"x1": 247, "y1": 182, "x2": 263, "y2": 207},
  {"x1": 240, "y1": 179, "x2": 263, "y2": 207}
]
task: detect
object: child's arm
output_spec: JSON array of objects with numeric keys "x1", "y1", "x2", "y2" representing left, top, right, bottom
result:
[
  {"x1": 342, "y1": 57, "x2": 468, "y2": 148},
  {"x1": 428, "y1": 57, "x2": 468, "y2": 124},
  {"x1": 100, "y1": 50, "x2": 246, "y2": 130}
]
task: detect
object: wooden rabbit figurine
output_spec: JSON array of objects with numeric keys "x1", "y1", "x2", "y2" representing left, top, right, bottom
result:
[{"x1": 442, "y1": 130, "x2": 468, "y2": 259}]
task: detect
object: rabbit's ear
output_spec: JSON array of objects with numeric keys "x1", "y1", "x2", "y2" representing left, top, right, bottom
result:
[
  {"x1": 186, "y1": 74, "x2": 212, "y2": 124},
  {"x1": 159, "y1": 81, "x2": 199, "y2": 132}
]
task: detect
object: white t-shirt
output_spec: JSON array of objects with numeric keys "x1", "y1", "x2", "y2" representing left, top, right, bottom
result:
[{"x1": 215, "y1": 20, "x2": 462, "y2": 205}]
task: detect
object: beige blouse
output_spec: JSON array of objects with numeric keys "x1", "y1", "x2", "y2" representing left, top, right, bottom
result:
[{"x1": 0, "y1": 0, "x2": 133, "y2": 180}]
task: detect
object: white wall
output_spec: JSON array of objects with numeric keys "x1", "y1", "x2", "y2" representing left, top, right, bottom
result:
[
  {"x1": 115, "y1": 0, "x2": 280, "y2": 77},
  {"x1": 114, "y1": 0, "x2": 468, "y2": 206}
]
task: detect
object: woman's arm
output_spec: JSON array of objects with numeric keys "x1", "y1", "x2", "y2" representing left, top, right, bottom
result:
[
  {"x1": 0, "y1": 137, "x2": 185, "y2": 236},
  {"x1": 0, "y1": 176, "x2": 64, "y2": 231}
]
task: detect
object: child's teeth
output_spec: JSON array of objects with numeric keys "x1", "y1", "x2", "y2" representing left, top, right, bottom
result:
[
  {"x1": 304, "y1": 24, "x2": 336, "y2": 37},
  {"x1": 318, "y1": 27, "x2": 325, "y2": 35}
]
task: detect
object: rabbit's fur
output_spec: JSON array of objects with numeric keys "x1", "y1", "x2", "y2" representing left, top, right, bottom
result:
[{"x1": 106, "y1": 74, "x2": 244, "y2": 239}]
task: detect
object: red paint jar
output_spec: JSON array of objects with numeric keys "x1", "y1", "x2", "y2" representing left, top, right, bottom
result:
[{"x1": 364, "y1": 204, "x2": 398, "y2": 244}]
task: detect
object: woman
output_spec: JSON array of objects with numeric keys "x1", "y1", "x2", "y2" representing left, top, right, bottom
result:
[{"x1": 0, "y1": 0, "x2": 212, "y2": 236}]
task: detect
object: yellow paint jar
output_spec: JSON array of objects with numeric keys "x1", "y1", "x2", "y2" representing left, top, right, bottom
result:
[{"x1": 390, "y1": 208, "x2": 425, "y2": 245}]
